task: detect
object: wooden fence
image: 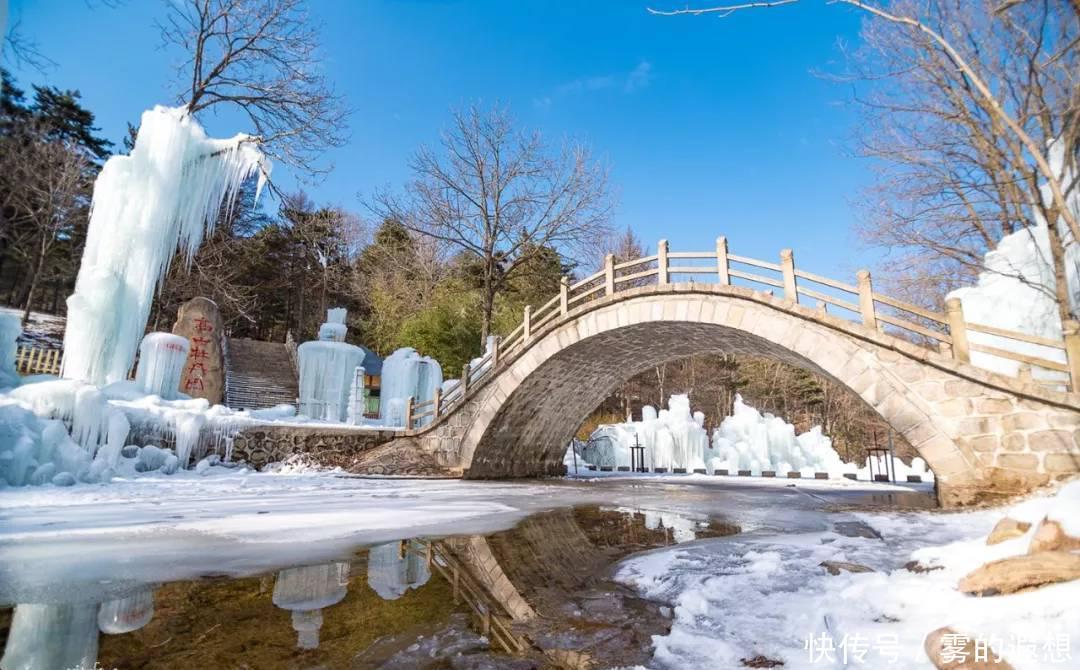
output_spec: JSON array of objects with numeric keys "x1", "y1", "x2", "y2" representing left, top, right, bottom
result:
[
  {"x1": 403, "y1": 239, "x2": 1077, "y2": 430},
  {"x1": 14, "y1": 346, "x2": 63, "y2": 375}
]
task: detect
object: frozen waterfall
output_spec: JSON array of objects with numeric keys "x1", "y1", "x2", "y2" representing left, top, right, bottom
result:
[
  {"x1": 298, "y1": 308, "x2": 366, "y2": 422},
  {"x1": 62, "y1": 105, "x2": 268, "y2": 387},
  {"x1": 378, "y1": 348, "x2": 443, "y2": 428}
]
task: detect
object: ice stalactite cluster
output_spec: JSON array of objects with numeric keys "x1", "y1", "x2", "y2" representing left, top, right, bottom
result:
[
  {"x1": 62, "y1": 105, "x2": 268, "y2": 387},
  {"x1": 298, "y1": 309, "x2": 366, "y2": 422},
  {"x1": 379, "y1": 348, "x2": 443, "y2": 427},
  {"x1": 582, "y1": 394, "x2": 934, "y2": 481},
  {"x1": 710, "y1": 395, "x2": 848, "y2": 476},
  {"x1": 273, "y1": 562, "x2": 350, "y2": 650},
  {"x1": 585, "y1": 394, "x2": 712, "y2": 471},
  {"x1": 134, "y1": 333, "x2": 189, "y2": 400},
  {"x1": 948, "y1": 139, "x2": 1079, "y2": 384}
]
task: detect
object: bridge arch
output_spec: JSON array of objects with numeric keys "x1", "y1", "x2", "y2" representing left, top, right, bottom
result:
[{"x1": 437, "y1": 284, "x2": 1080, "y2": 506}]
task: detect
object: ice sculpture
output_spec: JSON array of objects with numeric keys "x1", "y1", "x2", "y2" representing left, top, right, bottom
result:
[
  {"x1": 98, "y1": 588, "x2": 155, "y2": 634},
  {"x1": 378, "y1": 348, "x2": 443, "y2": 427},
  {"x1": 0, "y1": 311, "x2": 19, "y2": 389},
  {"x1": 272, "y1": 562, "x2": 351, "y2": 650},
  {"x1": 62, "y1": 105, "x2": 268, "y2": 387},
  {"x1": 318, "y1": 307, "x2": 348, "y2": 342},
  {"x1": 134, "y1": 333, "x2": 190, "y2": 399},
  {"x1": 298, "y1": 308, "x2": 367, "y2": 422},
  {"x1": 366, "y1": 542, "x2": 431, "y2": 600},
  {"x1": 1, "y1": 603, "x2": 100, "y2": 670}
]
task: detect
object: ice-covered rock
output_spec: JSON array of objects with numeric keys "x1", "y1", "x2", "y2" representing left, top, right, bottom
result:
[{"x1": 0, "y1": 312, "x2": 20, "y2": 390}]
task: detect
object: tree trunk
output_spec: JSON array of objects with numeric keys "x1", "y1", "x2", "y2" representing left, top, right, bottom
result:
[{"x1": 21, "y1": 239, "x2": 48, "y2": 325}]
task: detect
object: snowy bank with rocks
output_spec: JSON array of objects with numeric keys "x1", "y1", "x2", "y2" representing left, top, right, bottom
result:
[{"x1": 615, "y1": 479, "x2": 1080, "y2": 670}]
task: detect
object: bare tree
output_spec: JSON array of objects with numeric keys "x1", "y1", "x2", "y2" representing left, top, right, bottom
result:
[
  {"x1": 371, "y1": 104, "x2": 614, "y2": 340},
  {"x1": 650, "y1": 0, "x2": 1080, "y2": 320},
  {"x1": 159, "y1": 0, "x2": 348, "y2": 177},
  {"x1": 0, "y1": 127, "x2": 89, "y2": 323}
]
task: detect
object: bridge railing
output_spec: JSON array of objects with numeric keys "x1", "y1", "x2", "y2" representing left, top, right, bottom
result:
[{"x1": 407, "y1": 238, "x2": 1078, "y2": 428}]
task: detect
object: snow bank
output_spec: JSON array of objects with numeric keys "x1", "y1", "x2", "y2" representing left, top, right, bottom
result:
[
  {"x1": 616, "y1": 481, "x2": 1079, "y2": 670},
  {"x1": 62, "y1": 105, "x2": 268, "y2": 387},
  {"x1": 948, "y1": 139, "x2": 1078, "y2": 384}
]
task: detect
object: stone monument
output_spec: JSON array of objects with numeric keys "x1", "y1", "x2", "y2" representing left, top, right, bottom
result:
[{"x1": 172, "y1": 297, "x2": 225, "y2": 404}]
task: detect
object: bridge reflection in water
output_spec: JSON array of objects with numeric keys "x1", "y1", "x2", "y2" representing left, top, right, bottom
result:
[{"x1": 0, "y1": 507, "x2": 738, "y2": 669}]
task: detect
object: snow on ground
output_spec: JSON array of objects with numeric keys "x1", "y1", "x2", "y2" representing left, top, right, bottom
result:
[{"x1": 615, "y1": 482, "x2": 1079, "y2": 670}]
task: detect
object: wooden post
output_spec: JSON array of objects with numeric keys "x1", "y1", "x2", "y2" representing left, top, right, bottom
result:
[
  {"x1": 1063, "y1": 320, "x2": 1080, "y2": 392},
  {"x1": 560, "y1": 276, "x2": 569, "y2": 314},
  {"x1": 433, "y1": 386, "x2": 442, "y2": 419},
  {"x1": 780, "y1": 249, "x2": 797, "y2": 302},
  {"x1": 657, "y1": 239, "x2": 669, "y2": 285},
  {"x1": 604, "y1": 253, "x2": 615, "y2": 295},
  {"x1": 716, "y1": 236, "x2": 729, "y2": 285},
  {"x1": 816, "y1": 300, "x2": 827, "y2": 318},
  {"x1": 398, "y1": 539, "x2": 407, "y2": 559},
  {"x1": 945, "y1": 298, "x2": 971, "y2": 363},
  {"x1": 857, "y1": 270, "x2": 877, "y2": 330},
  {"x1": 452, "y1": 566, "x2": 460, "y2": 604},
  {"x1": 461, "y1": 362, "x2": 471, "y2": 394},
  {"x1": 523, "y1": 305, "x2": 532, "y2": 340},
  {"x1": 490, "y1": 336, "x2": 500, "y2": 368},
  {"x1": 426, "y1": 542, "x2": 434, "y2": 567},
  {"x1": 404, "y1": 396, "x2": 414, "y2": 430},
  {"x1": 1017, "y1": 364, "x2": 1034, "y2": 386}
]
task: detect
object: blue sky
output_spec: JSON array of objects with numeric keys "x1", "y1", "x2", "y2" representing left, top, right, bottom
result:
[{"x1": 10, "y1": 0, "x2": 875, "y2": 277}]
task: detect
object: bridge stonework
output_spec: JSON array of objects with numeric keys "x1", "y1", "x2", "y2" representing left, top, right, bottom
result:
[{"x1": 387, "y1": 284, "x2": 1080, "y2": 507}]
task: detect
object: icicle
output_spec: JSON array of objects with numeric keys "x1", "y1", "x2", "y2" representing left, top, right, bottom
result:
[
  {"x1": 297, "y1": 341, "x2": 366, "y2": 422},
  {"x1": 62, "y1": 106, "x2": 269, "y2": 386},
  {"x1": 377, "y1": 348, "x2": 443, "y2": 427},
  {"x1": 98, "y1": 588, "x2": 154, "y2": 634}
]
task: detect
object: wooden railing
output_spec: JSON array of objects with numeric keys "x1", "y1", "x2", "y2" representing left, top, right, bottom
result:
[
  {"x1": 399, "y1": 238, "x2": 1077, "y2": 429},
  {"x1": 15, "y1": 346, "x2": 63, "y2": 375}
]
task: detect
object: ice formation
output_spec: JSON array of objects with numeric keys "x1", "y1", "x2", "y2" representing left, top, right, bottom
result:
[
  {"x1": 62, "y1": 105, "x2": 268, "y2": 387},
  {"x1": 97, "y1": 588, "x2": 155, "y2": 635},
  {"x1": 585, "y1": 394, "x2": 712, "y2": 471},
  {"x1": 134, "y1": 332, "x2": 189, "y2": 399},
  {"x1": 710, "y1": 395, "x2": 848, "y2": 476},
  {"x1": 0, "y1": 604, "x2": 99, "y2": 669},
  {"x1": 379, "y1": 348, "x2": 443, "y2": 427},
  {"x1": 948, "y1": 139, "x2": 1079, "y2": 383},
  {"x1": 0, "y1": 311, "x2": 19, "y2": 389},
  {"x1": 366, "y1": 541, "x2": 431, "y2": 600},
  {"x1": 584, "y1": 394, "x2": 933, "y2": 481},
  {"x1": 318, "y1": 307, "x2": 348, "y2": 342},
  {"x1": 298, "y1": 308, "x2": 368, "y2": 422},
  {"x1": 273, "y1": 562, "x2": 351, "y2": 650}
]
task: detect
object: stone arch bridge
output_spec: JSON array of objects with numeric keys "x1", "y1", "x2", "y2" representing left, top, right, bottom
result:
[{"x1": 234, "y1": 240, "x2": 1080, "y2": 507}]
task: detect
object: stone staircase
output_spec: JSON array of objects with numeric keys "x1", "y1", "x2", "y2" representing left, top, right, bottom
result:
[{"x1": 224, "y1": 337, "x2": 299, "y2": 411}]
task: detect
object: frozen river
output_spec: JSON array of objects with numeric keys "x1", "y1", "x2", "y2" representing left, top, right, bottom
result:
[{"x1": 5, "y1": 473, "x2": 1002, "y2": 669}]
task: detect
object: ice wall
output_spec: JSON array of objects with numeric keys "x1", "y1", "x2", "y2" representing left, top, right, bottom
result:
[
  {"x1": 0, "y1": 604, "x2": 99, "y2": 670},
  {"x1": 62, "y1": 105, "x2": 268, "y2": 387},
  {"x1": 134, "y1": 333, "x2": 190, "y2": 399},
  {"x1": 0, "y1": 311, "x2": 19, "y2": 389},
  {"x1": 948, "y1": 139, "x2": 1079, "y2": 382},
  {"x1": 318, "y1": 308, "x2": 348, "y2": 342},
  {"x1": 378, "y1": 347, "x2": 443, "y2": 427}
]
